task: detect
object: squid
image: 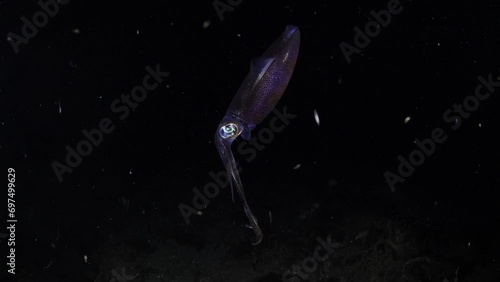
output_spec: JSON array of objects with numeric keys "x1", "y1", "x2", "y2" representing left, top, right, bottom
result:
[{"x1": 215, "y1": 25, "x2": 300, "y2": 245}]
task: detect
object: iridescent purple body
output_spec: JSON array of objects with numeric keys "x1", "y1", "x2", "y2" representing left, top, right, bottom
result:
[
  {"x1": 215, "y1": 25, "x2": 300, "y2": 245},
  {"x1": 227, "y1": 25, "x2": 300, "y2": 127}
]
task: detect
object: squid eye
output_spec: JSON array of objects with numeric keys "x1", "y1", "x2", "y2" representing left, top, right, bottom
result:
[{"x1": 219, "y1": 123, "x2": 238, "y2": 139}]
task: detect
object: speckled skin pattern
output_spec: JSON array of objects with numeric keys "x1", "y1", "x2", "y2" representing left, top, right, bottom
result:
[
  {"x1": 226, "y1": 25, "x2": 300, "y2": 126},
  {"x1": 215, "y1": 25, "x2": 300, "y2": 245}
]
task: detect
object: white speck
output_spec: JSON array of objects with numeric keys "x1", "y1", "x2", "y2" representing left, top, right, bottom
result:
[
  {"x1": 355, "y1": 230, "x2": 369, "y2": 240},
  {"x1": 236, "y1": 34, "x2": 241, "y2": 37},
  {"x1": 58, "y1": 101, "x2": 62, "y2": 114},
  {"x1": 24, "y1": 154, "x2": 27, "y2": 158},
  {"x1": 129, "y1": 170, "x2": 132, "y2": 175},
  {"x1": 328, "y1": 179, "x2": 337, "y2": 187},
  {"x1": 196, "y1": 210, "x2": 203, "y2": 215},
  {"x1": 99, "y1": 96, "x2": 102, "y2": 99},
  {"x1": 314, "y1": 109, "x2": 320, "y2": 126},
  {"x1": 404, "y1": 116, "x2": 411, "y2": 124},
  {"x1": 437, "y1": 42, "x2": 440, "y2": 46},
  {"x1": 293, "y1": 164, "x2": 301, "y2": 169},
  {"x1": 136, "y1": 30, "x2": 139, "y2": 35},
  {"x1": 468, "y1": 242, "x2": 471, "y2": 248},
  {"x1": 72, "y1": 29, "x2": 80, "y2": 34},
  {"x1": 202, "y1": 20, "x2": 211, "y2": 29},
  {"x1": 478, "y1": 123, "x2": 481, "y2": 127},
  {"x1": 338, "y1": 75, "x2": 342, "y2": 85},
  {"x1": 84, "y1": 255, "x2": 88, "y2": 263}
]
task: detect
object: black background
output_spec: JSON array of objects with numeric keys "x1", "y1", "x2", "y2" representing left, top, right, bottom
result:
[{"x1": 1, "y1": 0, "x2": 499, "y2": 281}]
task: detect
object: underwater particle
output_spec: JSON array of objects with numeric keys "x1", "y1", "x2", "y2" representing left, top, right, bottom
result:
[
  {"x1": 202, "y1": 20, "x2": 211, "y2": 29},
  {"x1": 355, "y1": 230, "x2": 369, "y2": 240},
  {"x1": 293, "y1": 164, "x2": 301, "y2": 169},
  {"x1": 57, "y1": 101, "x2": 62, "y2": 114},
  {"x1": 314, "y1": 109, "x2": 320, "y2": 126},
  {"x1": 327, "y1": 179, "x2": 337, "y2": 187},
  {"x1": 404, "y1": 116, "x2": 411, "y2": 124},
  {"x1": 478, "y1": 123, "x2": 481, "y2": 127},
  {"x1": 72, "y1": 28, "x2": 80, "y2": 34}
]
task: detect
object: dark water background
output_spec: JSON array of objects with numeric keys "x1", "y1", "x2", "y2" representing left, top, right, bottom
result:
[{"x1": 1, "y1": 0, "x2": 499, "y2": 281}]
